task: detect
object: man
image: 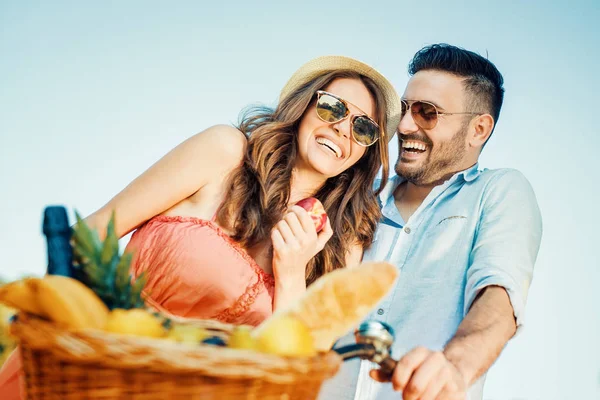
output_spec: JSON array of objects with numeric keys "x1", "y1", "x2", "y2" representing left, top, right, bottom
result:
[{"x1": 319, "y1": 44, "x2": 542, "y2": 400}]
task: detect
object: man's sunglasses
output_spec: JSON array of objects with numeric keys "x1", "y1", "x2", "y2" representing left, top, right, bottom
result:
[
  {"x1": 315, "y1": 90, "x2": 381, "y2": 147},
  {"x1": 401, "y1": 100, "x2": 482, "y2": 130}
]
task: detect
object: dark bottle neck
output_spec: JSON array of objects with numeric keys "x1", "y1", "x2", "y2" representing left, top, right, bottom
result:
[{"x1": 43, "y1": 206, "x2": 73, "y2": 277}]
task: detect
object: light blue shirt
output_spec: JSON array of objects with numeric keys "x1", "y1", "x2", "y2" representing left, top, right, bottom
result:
[{"x1": 319, "y1": 164, "x2": 543, "y2": 400}]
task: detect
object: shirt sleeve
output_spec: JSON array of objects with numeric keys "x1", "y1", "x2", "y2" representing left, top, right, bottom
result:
[{"x1": 464, "y1": 169, "x2": 543, "y2": 332}]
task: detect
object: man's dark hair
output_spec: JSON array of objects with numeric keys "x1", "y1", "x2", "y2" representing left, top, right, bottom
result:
[{"x1": 408, "y1": 43, "x2": 504, "y2": 131}]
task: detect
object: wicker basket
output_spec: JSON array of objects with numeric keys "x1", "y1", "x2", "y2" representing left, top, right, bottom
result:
[{"x1": 10, "y1": 314, "x2": 341, "y2": 399}]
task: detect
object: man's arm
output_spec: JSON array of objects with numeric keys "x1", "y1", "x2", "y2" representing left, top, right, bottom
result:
[
  {"x1": 444, "y1": 285, "x2": 516, "y2": 385},
  {"x1": 371, "y1": 286, "x2": 515, "y2": 399}
]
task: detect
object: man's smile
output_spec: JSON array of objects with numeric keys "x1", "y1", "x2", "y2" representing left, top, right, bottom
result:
[{"x1": 401, "y1": 139, "x2": 429, "y2": 160}]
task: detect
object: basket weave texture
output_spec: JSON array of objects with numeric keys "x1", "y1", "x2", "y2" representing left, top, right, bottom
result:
[{"x1": 11, "y1": 314, "x2": 341, "y2": 399}]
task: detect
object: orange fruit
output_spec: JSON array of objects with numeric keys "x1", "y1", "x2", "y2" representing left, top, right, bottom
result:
[
  {"x1": 104, "y1": 309, "x2": 165, "y2": 338},
  {"x1": 254, "y1": 316, "x2": 315, "y2": 357}
]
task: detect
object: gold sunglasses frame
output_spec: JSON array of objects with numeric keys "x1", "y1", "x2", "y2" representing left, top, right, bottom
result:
[
  {"x1": 401, "y1": 99, "x2": 483, "y2": 129},
  {"x1": 315, "y1": 90, "x2": 381, "y2": 147}
]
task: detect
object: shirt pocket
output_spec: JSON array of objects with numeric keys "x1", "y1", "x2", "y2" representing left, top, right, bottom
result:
[
  {"x1": 424, "y1": 216, "x2": 468, "y2": 237},
  {"x1": 420, "y1": 215, "x2": 470, "y2": 276}
]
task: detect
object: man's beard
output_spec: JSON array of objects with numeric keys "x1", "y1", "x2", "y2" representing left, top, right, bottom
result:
[{"x1": 395, "y1": 124, "x2": 468, "y2": 185}]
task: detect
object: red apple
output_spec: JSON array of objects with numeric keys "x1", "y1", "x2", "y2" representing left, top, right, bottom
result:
[{"x1": 296, "y1": 197, "x2": 327, "y2": 233}]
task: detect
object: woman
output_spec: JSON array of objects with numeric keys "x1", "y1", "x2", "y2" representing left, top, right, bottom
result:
[
  {"x1": 0, "y1": 55, "x2": 400, "y2": 399},
  {"x1": 94, "y1": 56, "x2": 401, "y2": 325}
]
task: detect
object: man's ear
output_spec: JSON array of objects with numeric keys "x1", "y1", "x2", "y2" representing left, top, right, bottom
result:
[{"x1": 469, "y1": 114, "x2": 494, "y2": 148}]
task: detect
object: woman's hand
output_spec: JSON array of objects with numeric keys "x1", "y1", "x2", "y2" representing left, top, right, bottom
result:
[{"x1": 270, "y1": 205, "x2": 333, "y2": 310}]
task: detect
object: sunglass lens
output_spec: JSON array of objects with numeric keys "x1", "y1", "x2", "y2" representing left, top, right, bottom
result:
[
  {"x1": 316, "y1": 94, "x2": 348, "y2": 123},
  {"x1": 352, "y1": 116, "x2": 379, "y2": 146},
  {"x1": 412, "y1": 101, "x2": 438, "y2": 129}
]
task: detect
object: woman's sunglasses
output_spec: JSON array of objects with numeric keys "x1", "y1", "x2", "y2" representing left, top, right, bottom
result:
[
  {"x1": 315, "y1": 90, "x2": 381, "y2": 147},
  {"x1": 401, "y1": 100, "x2": 482, "y2": 130}
]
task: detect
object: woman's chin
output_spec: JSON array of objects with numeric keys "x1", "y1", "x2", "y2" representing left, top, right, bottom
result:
[{"x1": 307, "y1": 156, "x2": 343, "y2": 178}]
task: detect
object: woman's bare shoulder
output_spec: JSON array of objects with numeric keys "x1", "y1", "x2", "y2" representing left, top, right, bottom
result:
[{"x1": 187, "y1": 124, "x2": 247, "y2": 165}]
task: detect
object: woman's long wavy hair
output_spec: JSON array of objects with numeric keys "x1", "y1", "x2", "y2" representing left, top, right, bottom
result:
[{"x1": 217, "y1": 70, "x2": 390, "y2": 285}]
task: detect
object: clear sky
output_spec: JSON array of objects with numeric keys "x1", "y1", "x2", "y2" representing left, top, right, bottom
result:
[{"x1": 1, "y1": 1, "x2": 598, "y2": 399}]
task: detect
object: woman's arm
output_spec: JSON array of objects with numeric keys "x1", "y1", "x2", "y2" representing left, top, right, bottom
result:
[
  {"x1": 84, "y1": 125, "x2": 246, "y2": 239},
  {"x1": 271, "y1": 208, "x2": 333, "y2": 311}
]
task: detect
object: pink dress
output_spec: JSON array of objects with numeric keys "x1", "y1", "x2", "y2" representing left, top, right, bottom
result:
[
  {"x1": 0, "y1": 215, "x2": 275, "y2": 399},
  {"x1": 127, "y1": 215, "x2": 275, "y2": 326}
]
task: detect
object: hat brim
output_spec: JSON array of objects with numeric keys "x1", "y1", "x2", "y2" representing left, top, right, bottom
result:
[{"x1": 280, "y1": 56, "x2": 400, "y2": 142}]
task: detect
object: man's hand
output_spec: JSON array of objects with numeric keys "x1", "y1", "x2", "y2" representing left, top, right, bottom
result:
[
  {"x1": 368, "y1": 287, "x2": 517, "y2": 398},
  {"x1": 370, "y1": 347, "x2": 467, "y2": 400}
]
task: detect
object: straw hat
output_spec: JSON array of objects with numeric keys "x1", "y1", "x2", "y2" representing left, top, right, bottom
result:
[{"x1": 280, "y1": 56, "x2": 401, "y2": 142}]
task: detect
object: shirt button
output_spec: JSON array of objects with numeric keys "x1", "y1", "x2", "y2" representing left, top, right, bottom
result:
[
  {"x1": 377, "y1": 308, "x2": 384, "y2": 315},
  {"x1": 404, "y1": 227, "x2": 411, "y2": 234}
]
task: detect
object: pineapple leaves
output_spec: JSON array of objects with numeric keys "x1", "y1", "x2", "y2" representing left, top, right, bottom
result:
[
  {"x1": 115, "y1": 252, "x2": 133, "y2": 294},
  {"x1": 101, "y1": 212, "x2": 119, "y2": 266},
  {"x1": 72, "y1": 211, "x2": 101, "y2": 263},
  {"x1": 71, "y1": 210, "x2": 147, "y2": 310},
  {"x1": 130, "y1": 272, "x2": 147, "y2": 309}
]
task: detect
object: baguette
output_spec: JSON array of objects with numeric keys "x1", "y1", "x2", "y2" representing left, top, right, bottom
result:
[{"x1": 256, "y1": 261, "x2": 398, "y2": 352}]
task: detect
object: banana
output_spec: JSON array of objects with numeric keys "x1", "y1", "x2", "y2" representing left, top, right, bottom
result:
[
  {"x1": 0, "y1": 275, "x2": 119, "y2": 331},
  {"x1": 0, "y1": 279, "x2": 45, "y2": 317},
  {"x1": 43, "y1": 276, "x2": 109, "y2": 330},
  {"x1": 26, "y1": 277, "x2": 86, "y2": 329},
  {"x1": 27, "y1": 276, "x2": 108, "y2": 330}
]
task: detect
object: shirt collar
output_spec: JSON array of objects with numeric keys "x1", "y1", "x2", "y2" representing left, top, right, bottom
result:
[
  {"x1": 376, "y1": 174, "x2": 403, "y2": 206},
  {"x1": 462, "y1": 163, "x2": 481, "y2": 182},
  {"x1": 377, "y1": 163, "x2": 482, "y2": 204}
]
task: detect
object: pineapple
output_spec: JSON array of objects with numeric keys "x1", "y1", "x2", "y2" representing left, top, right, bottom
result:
[{"x1": 71, "y1": 212, "x2": 146, "y2": 310}]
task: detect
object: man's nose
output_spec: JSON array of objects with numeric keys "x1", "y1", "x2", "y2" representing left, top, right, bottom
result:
[{"x1": 397, "y1": 111, "x2": 419, "y2": 135}]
